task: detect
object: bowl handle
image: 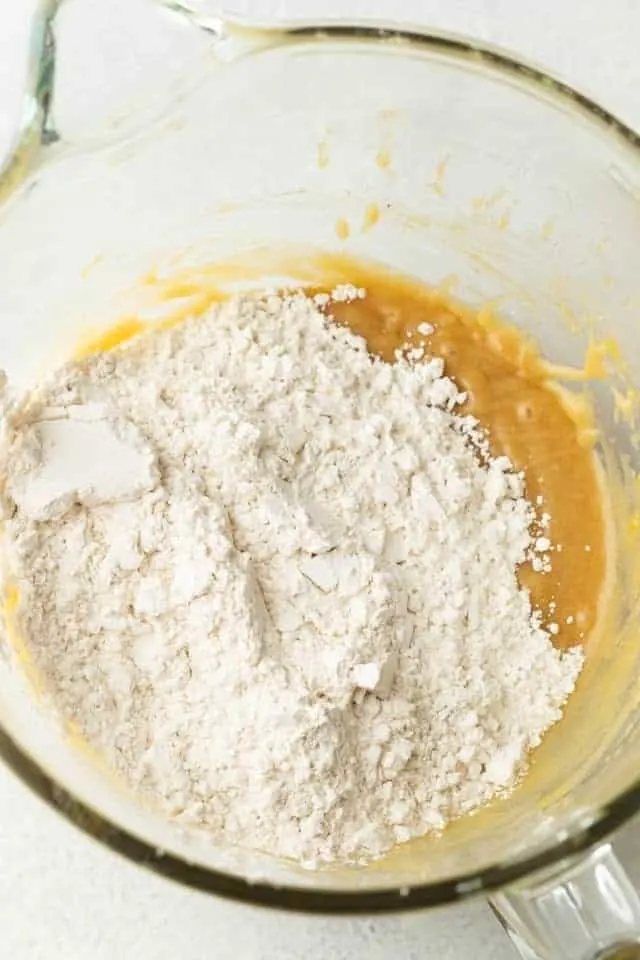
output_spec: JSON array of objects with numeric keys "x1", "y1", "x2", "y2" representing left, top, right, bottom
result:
[{"x1": 490, "y1": 843, "x2": 640, "y2": 959}]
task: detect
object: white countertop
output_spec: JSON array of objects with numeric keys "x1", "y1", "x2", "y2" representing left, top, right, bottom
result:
[{"x1": 1, "y1": 2, "x2": 640, "y2": 958}]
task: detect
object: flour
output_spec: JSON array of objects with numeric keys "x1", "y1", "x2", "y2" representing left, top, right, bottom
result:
[{"x1": 0, "y1": 288, "x2": 583, "y2": 866}]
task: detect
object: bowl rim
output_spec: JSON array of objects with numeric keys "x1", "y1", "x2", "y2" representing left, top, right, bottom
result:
[{"x1": 2, "y1": 19, "x2": 640, "y2": 915}]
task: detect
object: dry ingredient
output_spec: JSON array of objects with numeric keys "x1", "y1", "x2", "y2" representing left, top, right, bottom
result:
[{"x1": 0, "y1": 287, "x2": 583, "y2": 866}]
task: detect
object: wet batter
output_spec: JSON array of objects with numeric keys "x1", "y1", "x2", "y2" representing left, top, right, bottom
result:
[{"x1": 311, "y1": 261, "x2": 607, "y2": 650}]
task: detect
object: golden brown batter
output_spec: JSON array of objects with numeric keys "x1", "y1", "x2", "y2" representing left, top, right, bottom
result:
[
  {"x1": 311, "y1": 261, "x2": 607, "y2": 650},
  {"x1": 80, "y1": 252, "x2": 608, "y2": 651}
]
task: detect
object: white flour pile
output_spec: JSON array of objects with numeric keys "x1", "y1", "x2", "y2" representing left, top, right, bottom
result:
[{"x1": 0, "y1": 287, "x2": 583, "y2": 866}]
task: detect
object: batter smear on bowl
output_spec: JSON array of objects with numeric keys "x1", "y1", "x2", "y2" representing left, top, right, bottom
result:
[{"x1": 0, "y1": 257, "x2": 607, "y2": 867}]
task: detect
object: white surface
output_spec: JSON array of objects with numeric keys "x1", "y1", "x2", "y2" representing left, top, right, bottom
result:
[{"x1": 1, "y1": 2, "x2": 640, "y2": 958}]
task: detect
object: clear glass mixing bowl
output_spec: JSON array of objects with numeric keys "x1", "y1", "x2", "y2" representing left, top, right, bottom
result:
[{"x1": 1, "y1": 2, "x2": 640, "y2": 957}]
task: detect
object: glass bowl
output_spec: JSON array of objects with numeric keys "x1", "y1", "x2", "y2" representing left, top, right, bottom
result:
[{"x1": 1, "y1": 3, "x2": 640, "y2": 956}]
